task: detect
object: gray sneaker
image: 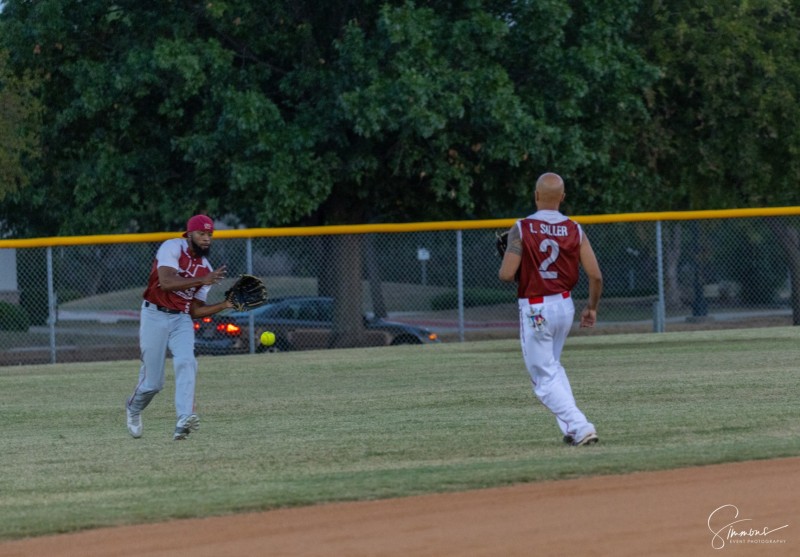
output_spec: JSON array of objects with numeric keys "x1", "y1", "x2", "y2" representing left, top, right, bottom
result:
[
  {"x1": 126, "y1": 405, "x2": 142, "y2": 438},
  {"x1": 173, "y1": 414, "x2": 200, "y2": 441},
  {"x1": 572, "y1": 431, "x2": 599, "y2": 446}
]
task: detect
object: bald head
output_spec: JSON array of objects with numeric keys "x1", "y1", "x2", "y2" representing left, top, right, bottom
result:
[{"x1": 535, "y1": 172, "x2": 565, "y2": 210}]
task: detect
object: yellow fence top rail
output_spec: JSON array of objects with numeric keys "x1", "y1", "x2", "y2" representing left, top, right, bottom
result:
[{"x1": 1, "y1": 206, "x2": 799, "y2": 249}]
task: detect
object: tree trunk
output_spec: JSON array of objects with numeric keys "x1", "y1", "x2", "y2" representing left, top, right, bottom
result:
[
  {"x1": 664, "y1": 222, "x2": 683, "y2": 309},
  {"x1": 364, "y1": 234, "x2": 387, "y2": 318},
  {"x1": 317, "y1": 190, "x2": 371, "y2": 347},
  {"x1": 327, "y1": 233, "x2": 366, "y2": 348},
  {"x1": 689, "y1": 221, "x2": 708, "y2": 317},
  {"x1": 765, "y1": 217, "x2": 800, "y2": 326},
  {"x1": 315, "y1": 236, "x2": 336, "y2": 298}
]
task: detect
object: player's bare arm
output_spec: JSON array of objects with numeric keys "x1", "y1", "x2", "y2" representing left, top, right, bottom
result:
[
  {"x1": 156, "y1": 265, "x2": 227, "y2": 291},
  {"x1": 498, "y1": 225, "x2": 522, "y2": 282},
  {"x1": 579, "y1": 235, "x2": 603, "y2": 328},
  {"x1": 190, "y1": 298, "x2": 234, "y2": 320}
]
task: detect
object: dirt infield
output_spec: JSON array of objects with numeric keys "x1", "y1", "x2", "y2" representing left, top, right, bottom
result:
[{"x1": 2, "y1": 457, "x2": 797, "y2": 557}]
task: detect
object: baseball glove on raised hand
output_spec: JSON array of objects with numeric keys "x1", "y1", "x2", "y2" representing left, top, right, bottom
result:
[
  {"x1": 495, "y1": 231, "x2": 509, "y2": 258},
  {"x1": 225, "y1": 274, "x2": 268, "y2": 312}
]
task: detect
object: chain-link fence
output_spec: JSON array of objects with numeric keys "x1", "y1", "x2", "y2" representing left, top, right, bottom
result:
[{"x1": 0, "y1": 211, "x2": 797, "y2": 365}]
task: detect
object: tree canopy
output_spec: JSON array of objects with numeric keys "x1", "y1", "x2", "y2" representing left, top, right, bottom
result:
[
  {"x1": 4, "y1": 1, "x2": 800, "y2": 328},
  {"x1": 632, "y1": 0, "x2": 800, "y2": 210},
  {"x1": 0, "y1": 48, "x2": 41, "y2": 203},
  {"x1": 0, "y1": 0, "x2": 654, "y2": 236}
]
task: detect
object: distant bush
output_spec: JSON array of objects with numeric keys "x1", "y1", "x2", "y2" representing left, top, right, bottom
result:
[
  {"x1": 431, "y1": 288, "x2": 513, "y2": 310},
  {"x1": 56, "y1": 289, "x2": 84, "y2": 304},
  {"x1": 0, "y1": 302, "x2": 31, "y2": 331},
  {"x1": 20, "y1": 288, "x2": 48, "y2": 326}
]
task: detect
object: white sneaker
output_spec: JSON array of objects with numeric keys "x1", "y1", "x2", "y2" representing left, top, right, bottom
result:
[
  {"x1": 173, "y1": 414, "x2": 200, "y2": 441},
  {"x1": 126, "y1": 406, "x2": 142, "y2": 438}
]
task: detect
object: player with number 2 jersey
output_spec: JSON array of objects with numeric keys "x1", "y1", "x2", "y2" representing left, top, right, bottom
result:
[
  {"x1": 516, "y1": 216, "x2": 582, "y2": 299},
  {"x1": 499, "y1": 172, "x2": 603, "y2": 447}
]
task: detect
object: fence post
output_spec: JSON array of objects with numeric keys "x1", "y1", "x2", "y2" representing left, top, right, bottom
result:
[
  {"x1": 653, "y1": 221, "x2": 666, "y2": 333},
  {"x1": 246, "y1": 237, "x2": 255, "y2": 354},
  {"x1": 46, "y1": 246, "x2": 57, "y2": 363},
  {"x1": 456, "y1": 230, "x2": 465, "y2": 342}
]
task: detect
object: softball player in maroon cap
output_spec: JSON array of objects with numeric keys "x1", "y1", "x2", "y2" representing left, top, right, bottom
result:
[{"x1": 126, "y1": 215, "x2": 233, "y2": 440}]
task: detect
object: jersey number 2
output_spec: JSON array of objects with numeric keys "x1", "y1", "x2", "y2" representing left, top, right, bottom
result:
[{"x1": 539, "y1": 239, "x2": 559, "y2": 279}]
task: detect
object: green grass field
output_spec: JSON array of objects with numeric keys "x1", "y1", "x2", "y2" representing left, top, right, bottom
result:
[{"x1": 1, "y1": 327, "x2": 799, "y2": 541}]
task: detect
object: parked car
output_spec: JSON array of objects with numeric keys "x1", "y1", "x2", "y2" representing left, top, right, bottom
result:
[{"x1": 194, "y1": 296, "x2": 440, "y2": 354}]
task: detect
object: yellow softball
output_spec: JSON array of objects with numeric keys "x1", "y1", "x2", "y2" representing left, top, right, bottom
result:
[{"x1": 260, "y1": 331, "x2": 276, "y2": 347}]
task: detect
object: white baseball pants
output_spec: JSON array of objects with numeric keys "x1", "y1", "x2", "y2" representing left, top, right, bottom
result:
[{"x1": 518, "y1": 294, "x2": 595, "y2": 441}]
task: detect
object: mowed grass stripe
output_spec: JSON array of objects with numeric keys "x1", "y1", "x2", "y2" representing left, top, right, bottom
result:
[{"x1": 0, "y1": 326, "x2": 798, "y2": 539}]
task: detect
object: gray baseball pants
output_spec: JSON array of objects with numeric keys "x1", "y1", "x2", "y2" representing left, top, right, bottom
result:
[{"x1": 127, "y1": 301, "x2": 197, "y2": 421}]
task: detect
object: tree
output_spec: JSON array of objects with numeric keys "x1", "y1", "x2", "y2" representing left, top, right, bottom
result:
[
  {"x1": 500, "y1": 0, "x2": 659, "y2": 215},
  {"x1": 0, "y1": 0, "x2": 656, "y2": 344},
  {"x1": 631, "y1": 0, "x2": 800, "y2": 322},
  {"x1": 0, "y1": 0, "x2": 658, "y2": 225},
  {"x1": 0, "y1": 48, "x2": 41, "y2": 202}
]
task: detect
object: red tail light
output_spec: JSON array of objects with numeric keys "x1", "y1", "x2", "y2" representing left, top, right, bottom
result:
[
  {"x1": 194, "y1": 316, "x2": 214, "y2": 331},
  {"x1": 217, "y1": 322, "x2": 242, "y2": 335}
]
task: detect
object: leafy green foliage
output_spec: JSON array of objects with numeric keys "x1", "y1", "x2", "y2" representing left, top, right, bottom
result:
[
  {"x1": 503, "y1": 0, "x2": 660, "y2": 214},
  {"x1": 0, "y1": 49, "x2": 42, "y2": 201},
  {"x1": 632, "y1": 0, "x2": 800, "y2": 210},
  {"x1": 627, "y1": 1, "x2": 800, "y2": 322},
  {"x1": 0, "y1": 0, "x2": 656, "y2": 235},
  {"x1": 3, "y1": 0, "x2": 800, "y2": 229},
  {"x1": 0, "y1": 0, "x2": 658, "y2": 339}
]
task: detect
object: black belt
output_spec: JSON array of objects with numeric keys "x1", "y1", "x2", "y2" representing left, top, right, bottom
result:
[{"x1": 144, "y1": 301, "x2": 182, "y2": 314}]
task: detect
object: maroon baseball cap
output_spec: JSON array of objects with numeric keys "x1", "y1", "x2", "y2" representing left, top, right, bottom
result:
[{"x1": 183, "y1": 214, "x2": 214, "y2": 237}]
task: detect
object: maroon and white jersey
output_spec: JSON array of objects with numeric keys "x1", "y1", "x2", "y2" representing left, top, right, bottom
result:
[
  {"x1": 142, "y1": 238, "x2": 213, "y2": 313},
  {"x1": 516, "y1": 210, "x2": 583, "y2": 299}
]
